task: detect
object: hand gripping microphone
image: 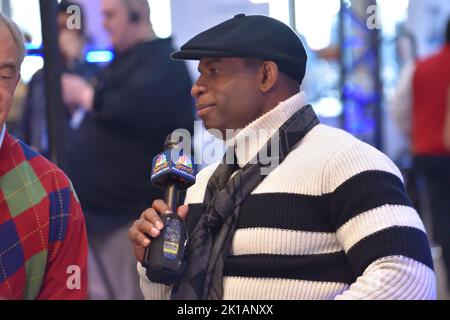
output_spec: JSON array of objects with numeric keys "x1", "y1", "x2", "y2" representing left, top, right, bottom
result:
[{"x1": 142, "y1": 133, "x2": 196, "y2": 285}]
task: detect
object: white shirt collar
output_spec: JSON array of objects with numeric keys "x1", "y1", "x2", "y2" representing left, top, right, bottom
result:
[
  {"x1": 0, "y1": 124, "x2": 5, "y2": 149},
  {"x1": 228, "y1": 92, "x2": 307, "y2": 167}
]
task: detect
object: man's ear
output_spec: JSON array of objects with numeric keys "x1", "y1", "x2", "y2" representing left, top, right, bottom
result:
[{"x1": 259, "y1": 61, "x2": 279, "y2": 93}]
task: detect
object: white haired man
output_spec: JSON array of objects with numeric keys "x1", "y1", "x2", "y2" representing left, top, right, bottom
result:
[{"x1": 0, "y1": 13, "x2": 88, "y2": 300}]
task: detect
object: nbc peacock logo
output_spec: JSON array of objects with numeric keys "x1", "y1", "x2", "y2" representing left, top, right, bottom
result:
[
  {"x1": 155, "y1": 154, "x2": 168, "y2": 168},
  {"x1": 176, "y1": 155, "x2": 193, "y2": 168}
]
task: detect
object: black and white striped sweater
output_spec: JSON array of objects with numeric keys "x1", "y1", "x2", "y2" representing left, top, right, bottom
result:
[{"x1": 138, "y1": 92, "x2": 436, "y2": 300}]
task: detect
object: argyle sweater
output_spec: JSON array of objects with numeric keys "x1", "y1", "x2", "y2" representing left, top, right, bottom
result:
[
  {"x1": 0, "y1": 132, "x2": 88, "y2": 300},
  {"x1": 138, "y1": 92, "x2": 436, "y2": 300}
]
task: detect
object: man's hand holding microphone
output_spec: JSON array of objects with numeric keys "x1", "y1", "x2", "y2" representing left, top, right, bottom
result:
[
  {"x1": 128, "y1": 200, "x2": 189, "y2": 264},
  {"x1": 128, "y1": 133, "x2": 196, "y2": 285}
]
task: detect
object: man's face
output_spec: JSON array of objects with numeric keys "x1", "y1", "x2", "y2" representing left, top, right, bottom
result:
[
  {"x1": 192, "y1": 57, "x2": 265, "y2": 136},
  {"x1": 0, "y1": 24, "x2": 20, "y2": 129},
  {"x1": 101, "y1": 0, "x2": 137, "y2": 52}
]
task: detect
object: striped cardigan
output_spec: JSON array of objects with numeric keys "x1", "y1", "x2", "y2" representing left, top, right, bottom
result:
[{"x1": 138, "y1": 92, "x2": 436, "y2": 300}]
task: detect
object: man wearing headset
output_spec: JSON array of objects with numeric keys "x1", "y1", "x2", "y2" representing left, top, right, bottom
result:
[{"x1": 61, "y1": 0, "x2": 195, "y2": 299}]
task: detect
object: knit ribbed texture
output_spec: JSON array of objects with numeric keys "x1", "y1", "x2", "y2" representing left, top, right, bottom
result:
[
  {"x1": 222, "y1": 277, "x2": 349, "y2": 300},
  {"x1": 138, "y1": 92, "x2": 436, "y2": 300},
  {"x1": 231, "y1": 228, "x2": 341, "y2": 256},
  {"x1": 0, "y1": 133, "x2": 88, "y2": 300},
  {"x1": 137, "y1": 263, "x2": 172, "y2": 299},
  {"x1": 335, "y1": 256, "x2": 436, "y2": 300}
]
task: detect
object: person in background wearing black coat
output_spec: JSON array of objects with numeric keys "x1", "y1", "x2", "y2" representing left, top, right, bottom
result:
[
  {"x1": 61, "y1": 0, "x2": 195, "y2": 300},
  {"x1": 21, "y1": 1, "x2": 100, "y2": 160}
]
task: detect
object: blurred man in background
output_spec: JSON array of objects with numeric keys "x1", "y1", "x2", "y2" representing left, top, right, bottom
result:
[
  {"x1": 61, "y1": 0, "x2": 195, "y2": 299},
  {"x1": 20, "y1": 0, "x2": 100, "y2": 160}
]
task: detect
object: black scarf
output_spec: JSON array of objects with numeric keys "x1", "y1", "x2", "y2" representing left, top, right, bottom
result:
[{"x1": 171, "y1": 104, "x2": 319, "y2": 300}]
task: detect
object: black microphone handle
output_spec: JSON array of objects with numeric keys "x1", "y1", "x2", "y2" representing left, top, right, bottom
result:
[
  {"x1": 164, "y1": 183, "x2": 180, "y2": 212},
  {"x1": 142, "y1": 182, "x2": 179, "y2": 266}
]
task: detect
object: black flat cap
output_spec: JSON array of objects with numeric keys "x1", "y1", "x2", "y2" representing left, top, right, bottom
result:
[{"x1": 171, "y1": 14, "x2": 307, "y2": 84}]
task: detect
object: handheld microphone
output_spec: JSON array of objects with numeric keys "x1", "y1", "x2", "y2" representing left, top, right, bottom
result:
[{"x1": 142, "y1": 133, "x2": 196, "y2": 285}]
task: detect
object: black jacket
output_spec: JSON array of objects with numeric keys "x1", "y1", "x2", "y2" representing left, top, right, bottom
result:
[
  {"x1": 20, "y1": 60, "x2": 100, "y2": 158},
  {"x1": 66, "y1": 38, "x2": 195, "y2": 218}
]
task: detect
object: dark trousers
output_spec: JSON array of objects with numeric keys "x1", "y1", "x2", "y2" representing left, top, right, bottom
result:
[{"x1": 414, "y1": 155, "x2": 450, "y2": 286}]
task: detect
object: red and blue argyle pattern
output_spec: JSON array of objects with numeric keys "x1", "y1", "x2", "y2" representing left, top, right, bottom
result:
[{"x1": 0, "y1": 133, "x2": 88, "y2": 300}]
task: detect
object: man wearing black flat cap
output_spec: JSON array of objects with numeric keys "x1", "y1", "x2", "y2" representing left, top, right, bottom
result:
[{"x1": 129, "y1": 14, "x2": 436, "y2": 300}]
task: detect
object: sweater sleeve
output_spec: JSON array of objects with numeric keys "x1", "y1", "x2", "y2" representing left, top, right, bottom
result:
[
  {"x1": 324, "y1": 142, "x2": 436, "y2": 300},
  {"x1": 137, "y1": 263, "x2": 172, "y2": 300},
  {"x1": 37, "y1": 178, "x2": 88, "y2": 300}
]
